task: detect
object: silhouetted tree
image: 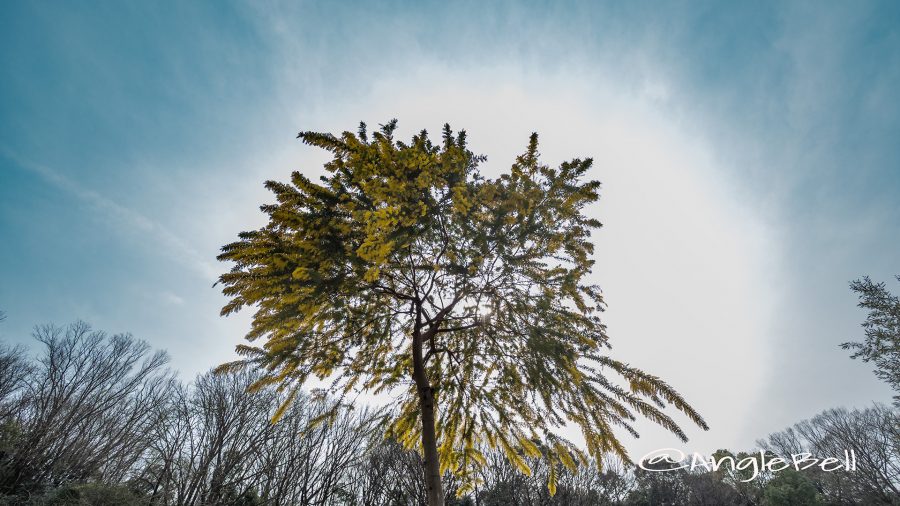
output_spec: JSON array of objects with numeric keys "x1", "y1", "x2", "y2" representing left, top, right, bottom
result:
[
  {"x1": 761, "y1": 404, "x2": 900, "y2": 505},
  {"x1": 3, "y1": 317, "x2": 892, "y2": 505},
  {"x1": 0, "y1": 322, "x2": 172, "y2": 497},
  {"x1": 135, "y1": 369, "x2": 375, "y2": 505},
  {"x1": 0, "y1": 345, "x2": 29, "y2": 423}
]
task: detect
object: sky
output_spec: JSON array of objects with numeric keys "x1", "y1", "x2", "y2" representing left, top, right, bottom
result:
[{"x1": 1, "y1": 1, "x2": 898, "y2": 459}]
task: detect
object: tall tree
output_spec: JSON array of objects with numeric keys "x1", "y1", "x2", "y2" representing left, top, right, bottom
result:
[
  {"x1": 762, "y1": 405, "x2": 900, "y2": 504},
  {"x1": 0, "y1": 322, "x2": 171, "y2": 497},
  {"x1": 842, "y1": 276, "x2": 900, "y2": 406},
  {"x1": 217, "y1": 120, "x2": 707, "y2": 505}
]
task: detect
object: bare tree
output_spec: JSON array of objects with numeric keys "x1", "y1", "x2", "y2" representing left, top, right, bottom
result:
[
  {"x1": 136, "y1": 369, "x2": 377, "y2": 505},
  {"x1": 9, "y1": 318, "x2": 892, "y2": 505},
  {"x1": 350, "y1": 439, "x2": 430, "y2": 506},
  {"x1": 762, "y1": 405, "x2": 900, "y2": 504},
  {"x1": 136, "y1": 370, "x2": 277, "y2": 505},
  {"x1": 0, "y1": 322, "x2": 172, "y2": 496},
  {"x1": 0, "y1": 344, "x2": 30, "y2": 423},
  {"x1": 255, "y1": 397, "x2": 375, "y2": 505}
]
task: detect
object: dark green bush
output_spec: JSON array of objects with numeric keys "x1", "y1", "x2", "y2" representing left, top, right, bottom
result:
[{"x1": 33, "y1": 483, "x2": 144, "y2": 506}]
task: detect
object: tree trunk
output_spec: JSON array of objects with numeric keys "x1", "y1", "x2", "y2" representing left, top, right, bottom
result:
[
  {"x1": 412, "y1": 326, "x2": 445, "y2": 506},
  {"x1": 418, "y1": 383, "x2": 445, "y2": 506}
]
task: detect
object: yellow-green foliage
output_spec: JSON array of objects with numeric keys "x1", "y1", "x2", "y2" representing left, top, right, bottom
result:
[{"x1": 217, "y1": 120, "x2": 708, "y2": 495}]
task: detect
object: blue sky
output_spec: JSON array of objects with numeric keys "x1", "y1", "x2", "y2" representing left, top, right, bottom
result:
[{"x1": 2, "y1": 1, "x2": 898, "y2": 458}]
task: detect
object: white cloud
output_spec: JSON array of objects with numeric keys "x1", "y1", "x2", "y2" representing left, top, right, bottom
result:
[
  {"x1": 261, "y1": 62, "x2": 782, "y2": 457},
  {"x1": 162, "y1": 291, "x2": 185, "y2": 306}
]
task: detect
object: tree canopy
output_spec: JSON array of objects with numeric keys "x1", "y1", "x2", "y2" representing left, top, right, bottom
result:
[
  {"x1": 843, "y1": 275, "x2": 900, "y2": 406},
  {"x1": 216, "y1": 120, "x2": 707, "y2": 501}
]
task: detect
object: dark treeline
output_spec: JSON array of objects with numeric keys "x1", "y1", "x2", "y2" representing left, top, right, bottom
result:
[{"x1": 0, "y1": 322, "x2": 897, "y2": 505}]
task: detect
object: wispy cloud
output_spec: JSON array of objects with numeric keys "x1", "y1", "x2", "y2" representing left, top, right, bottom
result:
[
  {"x1": 162, "y1": 291, "x2": 185, "y2": 306},
  {"x1": 2, "y1": 148, "x2": 220, "y2": 281}
]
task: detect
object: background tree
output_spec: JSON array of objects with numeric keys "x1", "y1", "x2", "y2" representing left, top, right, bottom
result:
[
  {"x1": 1, "y1": 317, "x2": 895, "y2": 504},
  {"x1": 708, "y1": 449, "x2": 767, "y2": 504},
  {"x1": 216, "y1": 120, "x2": 708, "y2": 505},
  {"x1": 624, "y1": 458, "x2": 690, "y2": 506},
  {"x1": 134, "y1": 368, "x2": 374, "y2": 506},
  {"x1": 842, "y1": 275, "x2": 900, "y2": 406},
  {"x1": 0, "y1": 322, "x2": 172, "y2": 500},
  {"x1": 0, "y1": 344, "x2": 29, "y2": 424},
  {"x1": 477, "y1": 451, "x2": 632, "y2": 506},
  {"x1": 761, "y1": 405, "x2": 900, "y2": 504},
  {"x1": 37, "y1": 483, "x2": 146, "y2": 506},
  {"x1": 760, "y1": 469, "x2": 823, "y2": 506}
]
